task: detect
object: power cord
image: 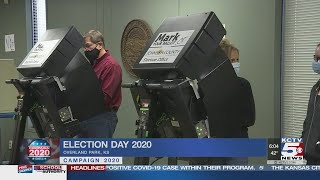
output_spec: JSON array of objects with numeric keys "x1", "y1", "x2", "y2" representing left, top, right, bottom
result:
[{"x1": 150, "y1": 157, "x2": 163, "y2": 165}]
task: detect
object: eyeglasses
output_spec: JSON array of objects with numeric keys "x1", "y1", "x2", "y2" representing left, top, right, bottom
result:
[{"x1": 314, "y1": 55, "x2": 320, "y2": 62}]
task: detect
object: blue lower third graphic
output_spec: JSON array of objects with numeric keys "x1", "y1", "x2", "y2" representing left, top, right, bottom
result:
[{"x1": 60, "y1": 138, "x2": 267, "y2": 157}]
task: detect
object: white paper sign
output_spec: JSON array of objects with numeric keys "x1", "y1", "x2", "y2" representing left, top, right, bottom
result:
[
  {"x1": 140, "y1": 30, "x2": 194, "y2": 64},
  {"x1": 22, "y1": 39, "x2": 60, "y2": 66},
  {"x1": 141, "y1": 46, "x2": 184, "y2": 64},
  {"x1": 5, "y1": 34, "x2": 15, "y2": 52}
]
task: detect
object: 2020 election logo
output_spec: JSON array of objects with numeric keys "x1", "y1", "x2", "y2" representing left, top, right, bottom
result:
[
  {"x1": 281, "y1": 138, "x2": 304, "y2": 161},
  {"x1": 27, "y1": 139, "x2": 51, "y2": 164}
]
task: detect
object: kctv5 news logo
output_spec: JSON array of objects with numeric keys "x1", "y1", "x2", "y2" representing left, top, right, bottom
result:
[{"x1": 281, "y1": 138, "x2": 305, "y2": 163}]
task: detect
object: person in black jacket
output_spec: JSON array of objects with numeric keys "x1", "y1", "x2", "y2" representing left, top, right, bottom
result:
[
  {"x1": 220, "y1": 39, "x2": 256, "y2": 136},
  {"x1": 229, "y1": 44, "x2": 256, "y2": 138},
  {"x1": 211, "y1": 39, "x2": 256, "y2": 165},
  {"x1": 302, "y1": 43, "x2": 320, "y2": 165}
]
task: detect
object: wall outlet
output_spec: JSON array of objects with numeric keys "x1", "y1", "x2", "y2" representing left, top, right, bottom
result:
[{"x1": 8, "y1": 140, "x2": 13, "y2": 149}]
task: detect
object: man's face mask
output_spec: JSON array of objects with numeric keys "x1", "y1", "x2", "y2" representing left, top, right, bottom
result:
[
  {"x1": 85, "y1": 46, "x2": 100, "y2": 64},
  {"x1": 312, "y1": 61, "x2": 320, "y2": 74},
  {"x1": 313, "y1": 54, "x2": 320, "y2": 74}
]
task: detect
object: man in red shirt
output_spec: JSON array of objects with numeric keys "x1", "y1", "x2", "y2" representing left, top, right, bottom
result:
[{"x1": 79, "y1": 30, "x2": 122, "y2": 138}]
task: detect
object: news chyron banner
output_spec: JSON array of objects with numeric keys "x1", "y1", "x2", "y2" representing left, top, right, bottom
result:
[
  {"x1": 18, "y1": 137, "x2": 307, "y2": 165},
  {"x1": 59, "y1": 138, "x2": 266, "y2": 164}
]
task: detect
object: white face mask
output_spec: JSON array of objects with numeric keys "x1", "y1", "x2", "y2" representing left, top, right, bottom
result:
[{"x1": 232, "y1": 62, "x2": 240, "y2": 76}]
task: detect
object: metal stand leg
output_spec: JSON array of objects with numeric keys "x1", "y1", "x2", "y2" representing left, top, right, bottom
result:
[
  {"x1": 134, "y1": 128, "x2": 150, "y2": 165},
  {"x1": 9, "y1": 95, "x2": 30, "y2": 165},
  {"x1": 134, "y1": 100, "x2": 151, "y2": 165}
]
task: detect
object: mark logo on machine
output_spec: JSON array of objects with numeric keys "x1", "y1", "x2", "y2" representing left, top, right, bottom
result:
[
  {"x1": 34, "y1": 43, "x2": 44, "y2": 51},
  {"x1": 140, "y1": 30, "x2": 194, "y2": 64},
  {"x1": 152, "y1": 30, "x2": 194, "y2": 47}
]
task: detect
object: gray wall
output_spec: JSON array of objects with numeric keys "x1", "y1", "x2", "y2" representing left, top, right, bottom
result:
[
  {"x1": 0, "y1": 0, "x2": 28, "y2": 64},
  {"x1": 0, "y1": 0, "x2": 282, "y2": 163},
  {"x1": 0, "y1": 0, "x2": 30, "y2": 161}
]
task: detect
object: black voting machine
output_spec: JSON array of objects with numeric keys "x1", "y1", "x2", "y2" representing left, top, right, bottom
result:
[
  {"x1": 6, "y1": 26, "x2": 105, "y2": 164},
  {"x1": 123, "y1": 12, "x2": 250, "y2": 164}
]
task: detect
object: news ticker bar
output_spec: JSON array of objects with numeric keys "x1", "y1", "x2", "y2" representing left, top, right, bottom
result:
[
  {"x1": 95, "y1": 165, "x2": 320, "y2": 171},
  {"x1": 4, "y1": 165, "x2": 319, "y2": 180}
]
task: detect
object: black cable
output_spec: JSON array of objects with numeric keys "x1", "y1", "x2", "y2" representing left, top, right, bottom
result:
[{"x1": 150, "y1": 157, "x2": 163, "y2": 165}]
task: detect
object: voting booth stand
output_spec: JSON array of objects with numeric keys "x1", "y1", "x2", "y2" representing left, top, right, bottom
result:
[
  {"x1": 6, "y1": 26, "x2": 105, "y2": 164},
  {"x1": 123, "y1": 12, "x2": 249, "y2": 165}
]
